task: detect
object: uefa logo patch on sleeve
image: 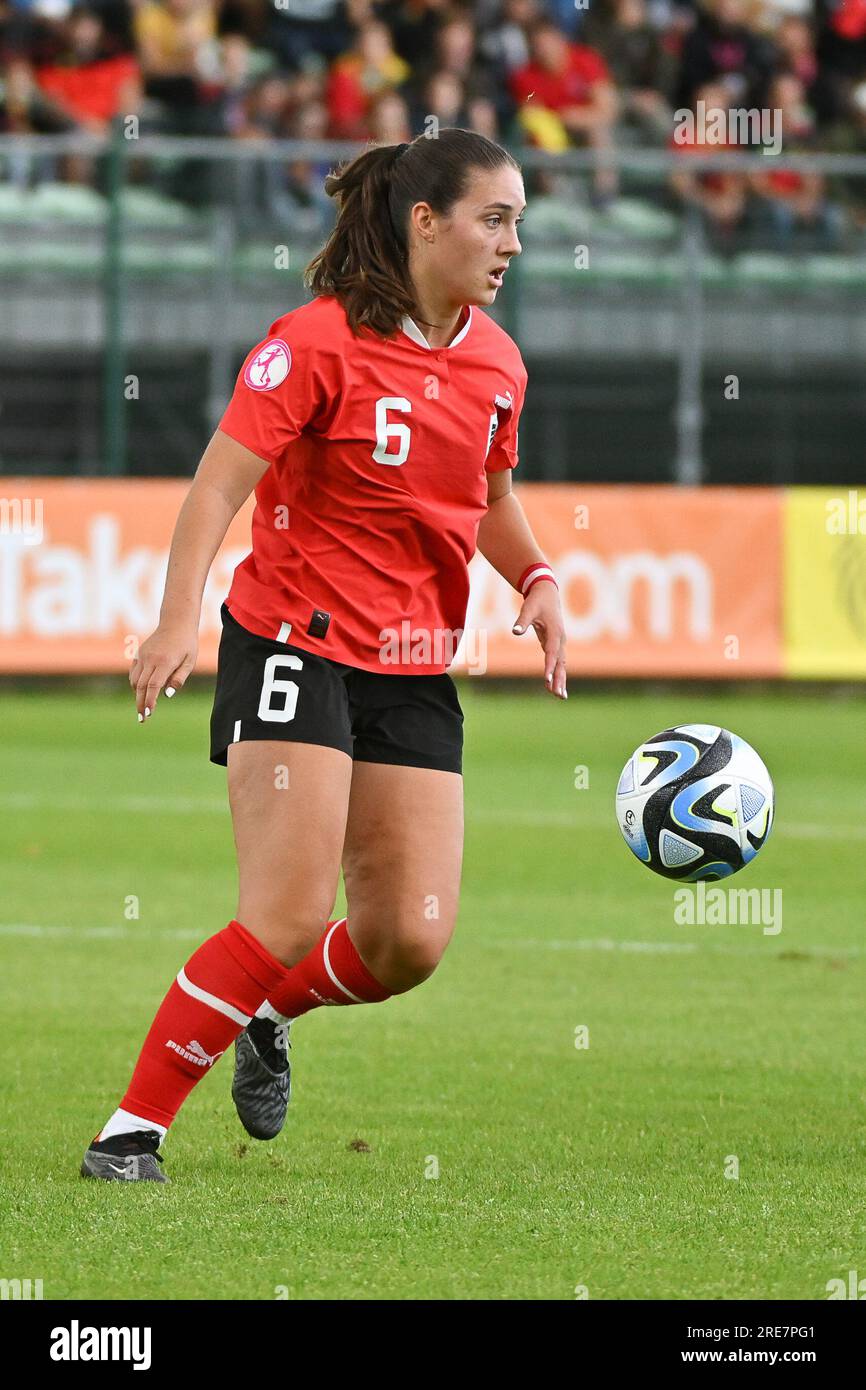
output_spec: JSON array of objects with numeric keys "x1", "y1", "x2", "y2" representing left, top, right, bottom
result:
[{"x1": 244, "y1": 339, "x2": 292, "y2": 391}]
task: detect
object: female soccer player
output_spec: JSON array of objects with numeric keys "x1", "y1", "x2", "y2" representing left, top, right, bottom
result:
[{"x1": 81, "y1": 126, "x2": 567, "y2": 1182}]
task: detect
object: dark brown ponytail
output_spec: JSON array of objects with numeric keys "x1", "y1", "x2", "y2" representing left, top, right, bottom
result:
[{"x1": 304, "y1": 127, "x2": 520, "y2": 340}]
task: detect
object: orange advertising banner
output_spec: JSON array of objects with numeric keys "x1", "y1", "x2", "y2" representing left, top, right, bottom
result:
[
  {"x1": 0, "y1": 480, "x2": 254, "y2": 674},
  {"x1": 0, "y1": 480, "x2": 782, "y2": 677},
  {"x1": 458, "y1": 484, "x2": 783, "y2": 677}
]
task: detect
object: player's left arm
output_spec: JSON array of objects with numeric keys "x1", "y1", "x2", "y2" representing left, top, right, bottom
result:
[{"x1": 476, "y1": 470, "x2": 567, "y2": 701}]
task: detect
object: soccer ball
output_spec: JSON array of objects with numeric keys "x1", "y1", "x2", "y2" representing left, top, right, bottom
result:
[{"x1": 615, "y1": 724, "x2": 774, "y2": 881}]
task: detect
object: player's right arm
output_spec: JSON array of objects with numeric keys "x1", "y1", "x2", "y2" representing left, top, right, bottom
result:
[{"x1": 130, "y1": 429, "x2": 271, "y2": 721}]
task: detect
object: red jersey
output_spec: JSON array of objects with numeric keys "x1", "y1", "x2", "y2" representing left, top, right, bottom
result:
[
  {"x1": 218, "y1": 295, "x2": 528, "y2": 675},
  {"x1": 36, "y1": 55, "x2": 139, "y2": 124},
  {"x1": 510, "y1": 45, "x2": 610, "y2": 113},
  {"x1": 831, "y1": 0, "x2": 866, "y2": 40}
]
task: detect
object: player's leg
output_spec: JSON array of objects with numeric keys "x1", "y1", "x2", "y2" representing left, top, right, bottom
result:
[
  {"x1": 248, "y1": 761, "x2": 462, "y2": 1016},
  {"x1": 81, "y1": 740, "x2": 352, "y2": 1181},
  {"x1": 339, "y1": 666, "x2": 465, "y2": 988},
  {"x1": 229, "y1": 740, "x2": 350, "y2": 961},
  {"x1": 234, "y1": 760, "x2": 463, "y2": 1139},
  {"x1": 260, "y1": 666, "x2": 464, "y2": 1014},
  {"x1": 340, "y1": 761, "x2": 464, "y2": 991},
  {"x1": 227, "y1": 738, "x2": 356, "y2": 1140},
  {"x1": 231, "y1": 667, "x2": 465, "y2": 1139}
]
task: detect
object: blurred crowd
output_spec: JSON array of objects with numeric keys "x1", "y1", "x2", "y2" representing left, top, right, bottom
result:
[{"x1": 2, "y1": 0, "x2": 866, "y2": 242}]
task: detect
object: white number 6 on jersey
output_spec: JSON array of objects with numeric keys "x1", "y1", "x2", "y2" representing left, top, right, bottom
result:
[
  {"x1": 373, "y1": 397, "x2": 412, "y2": 466},
  {"x1": 258, "y1": 653, "x2": 302, "y2": 723}
]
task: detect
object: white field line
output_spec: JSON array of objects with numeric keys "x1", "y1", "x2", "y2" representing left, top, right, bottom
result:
[
  {"x1": 0, "y1": 923, "x2": 203, "y2": 940},
  {"x1": 508, "y1": 937, "x2": 866, "y2": 958},
  {"x1": 0, "y1": 792, "x2": 227, "y2": 815},
  {"x1": 0, "y1": 923, "x2": 863, "y2": 960},
  {"x1": 475, "y1": 812, "x2": 858, "y2": 840},
  {"x1": 0, "y1": 792, "x2": 860, "y2": 840}
]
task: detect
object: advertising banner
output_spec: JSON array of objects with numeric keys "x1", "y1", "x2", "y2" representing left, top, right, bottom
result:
[
  {"x1": 0, "y1": 478, "x2": 806, "y2": 679},
  {"x1": 784, "y1": 488, "x2": 866, "y2": 679}
]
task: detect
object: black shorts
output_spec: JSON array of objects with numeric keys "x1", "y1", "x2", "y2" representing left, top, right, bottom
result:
[{"x1": 210, "y1": 603, "x2": 464, "y2": 775}]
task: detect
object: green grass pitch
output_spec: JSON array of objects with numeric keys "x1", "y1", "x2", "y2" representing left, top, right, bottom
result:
[{"x1": 0, "y1": 683, "x2": 864, "y2": 1300}]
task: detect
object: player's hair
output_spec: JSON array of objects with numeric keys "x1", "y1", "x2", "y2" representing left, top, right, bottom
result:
[{"x1": 304, "y1": 127, "x2": 521, "y2": 339}]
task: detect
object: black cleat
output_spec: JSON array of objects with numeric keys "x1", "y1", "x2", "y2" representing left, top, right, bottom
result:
[
  {"x1": 232, "y1": 1016, "x2": 292, "y2": 1141},
  {"x1": 80, "y1": 1129, "x2": 169, "y2": 1183}
]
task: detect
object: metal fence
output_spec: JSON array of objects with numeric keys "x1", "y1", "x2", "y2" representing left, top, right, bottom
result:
[{"x1": 2, "y1": 133, "x2": 866, "y2": 484}]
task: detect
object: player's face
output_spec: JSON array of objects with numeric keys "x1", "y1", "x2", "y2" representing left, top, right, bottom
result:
[{"x1": 433, "y1": 166, "x2": 525, "y2": 308}]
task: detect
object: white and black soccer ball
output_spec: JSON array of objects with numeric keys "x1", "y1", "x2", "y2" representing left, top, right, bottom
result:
[{"x1": 615, "y1": 724, "x2": 774, "y2": 881}]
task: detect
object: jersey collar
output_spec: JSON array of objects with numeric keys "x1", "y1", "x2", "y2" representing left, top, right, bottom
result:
[{"x1": 400, "y1": 304, "x2": 473, "y2": 351}]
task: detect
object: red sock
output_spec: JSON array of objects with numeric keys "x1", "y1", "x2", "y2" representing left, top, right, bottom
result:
[
  {"x1": 120, "y1": 920, "x2": 293, "y2": 1130},
  {"x1": 265, "y1": 918, "x2": 391, "y2": 1019}
]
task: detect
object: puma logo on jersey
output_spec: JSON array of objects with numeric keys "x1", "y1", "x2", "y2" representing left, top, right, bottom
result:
[
  {"x1": 308, "y1": 989, "x2": 338, "y2": 1006},
  {"x1": 166, "y1": 1038, "x2": 225, "y2": 1067},
  {"x1": 244, "y1": 339, "x2": 292, "y2": 392}
]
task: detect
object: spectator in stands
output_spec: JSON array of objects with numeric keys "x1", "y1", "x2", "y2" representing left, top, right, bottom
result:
[
  {"x1": 676, "y1": 0, "x2": 776, "y2": 109},
  {"x1": 585, "y1": 0, "x2": 677, "y2": 143},
  {"x1": 88, "y1": 1, "x2": 136, "y2": 56},
  {"x1": 264, "y1": 93, "x2": 336, "y2": 232},
  {"x1": 770, "y1": 14, "x2": 842, "y2": 124},
  {"x1": 818, "y1": 0, "x2": 866, "y2": 78},
  {"x1": 0, "y1": 1, "x2": 64, "y2": 63},
  {"x1": 35, "y1": 6, "x2": 141, "y2": 131},
  {"x1": 134, "y1": 0, "x2": 216, "y2": 123},
  {"x1": 1, "y1": 54, "x2": 74, "y2": 130},
  {"x1": 476, "y1": 0, "x2": 542, "y2": 134},
  {"x1": 325, "y1": 18, "x2": 410, "y2": 138},
  {"x1": 545, "y1": 0, "x2": 586, "y2": 39},
  {"x1": 367, "y1": 85, "x2": 412, "y2": 143},
  {"x1": 509, "y1": 17, "x2": 619, "y2": 200},
  {"x1": 478, "y1": 0, "x2": 538, "y2": 78},
  {"x1": 266, "y1": 0, "x2": 364, "y2": 74},
  {"x1": 204, "y1": 30, "x2": 264, "y2": 136},
  {"x1": 0, "y1": 0, "x2": 859, "y2": 237},
  {"x1": 236, "y1": 71, "x2": 294, "y2": 138},
  {"x1": 826, "y1": 77, "x2": 866, "y2": 225},
  {"x1": 816, "y1": 0, "x2": 866, "y2": 123},
  {"x1": 216, "y1": 0, "x2": 269, "y2": 45},
  {"x1": 669, "y1": 78, "x2": 749, "y2": 243},
  {"x1": 405, "y1": 9, "x2": 500, "y2": 127},
  {"x1": 433, "y1": 11, "x2": 479, "y2": 85},
  {"x1": 416, "y1": 66, "x2": 499, "y2": 138},
  {"x1": 378, "y1": 0, "x2": 452, "y2": 70},
  {"x1": 774, "y1": 14, "x2": 819, "y2": 92},
  {"x1": 749, "y1": 71, "x2": 844, "y2": 244},
  {"x1": 421, "y1": 68, "x2": 470, "y2": 128}
]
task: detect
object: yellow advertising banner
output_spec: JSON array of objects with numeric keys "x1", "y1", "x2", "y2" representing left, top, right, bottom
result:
[
  {"x1": 784, "y1": 488, "x2": 866, "y2": 678},
  {"x1": 0, "y1": 479, "x2": 784, "y2": 677}
]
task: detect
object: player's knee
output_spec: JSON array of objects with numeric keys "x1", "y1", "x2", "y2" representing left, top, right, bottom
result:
[
  {"x1": 375, "y1": 934, "x2": 447, "y2": 992},
  {"x1": 238, "y1": 902, "x2": 331, "y2": 968}
]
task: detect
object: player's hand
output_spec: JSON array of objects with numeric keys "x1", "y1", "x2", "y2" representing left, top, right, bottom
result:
[
  {"x1": 130, "y1": 621, "x2": 199, "y2": 721},
  {"x1": 512, "y1": 582, "x2": 567, "y2": 700}
]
